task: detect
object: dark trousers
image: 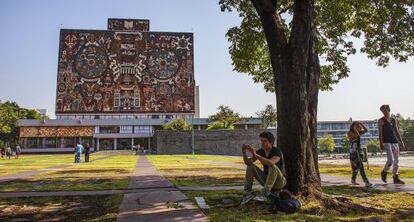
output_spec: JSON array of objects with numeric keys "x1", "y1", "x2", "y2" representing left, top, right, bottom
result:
[{"x1": 85, "y1": 153, "x2": 89, "y2": 162}]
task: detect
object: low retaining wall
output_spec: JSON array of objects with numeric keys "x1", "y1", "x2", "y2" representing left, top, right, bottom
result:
[{"x1": 153, "y1": 129, "x2": 277, "y2": 155}]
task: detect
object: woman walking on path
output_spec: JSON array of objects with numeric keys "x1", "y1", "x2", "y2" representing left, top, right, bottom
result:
[
  {"x1": 347, "y1": 121, "x2": 372, "y2": 187},
  {"x1": 84, "y1": 144, "x2": 90, "y2": 162}
]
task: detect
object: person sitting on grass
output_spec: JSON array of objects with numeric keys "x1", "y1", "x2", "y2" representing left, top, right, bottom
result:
[{"x1": 241, "y1": 131, "x2": 286, "y2": 205}]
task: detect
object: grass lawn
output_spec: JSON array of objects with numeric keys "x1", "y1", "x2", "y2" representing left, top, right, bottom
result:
[
  {"x1": 147, "y1": 155, "x2": 247, "y2": 186},
  {"x1": 0, "y1": 153, "x2": 138, "y2": 192},
  {"x1": 319, "y1": 164, "x2": 414, "y2": 181},
  {"x1": 0, "y1": 195, "x2": 122, "y2": 222},
  {"x1": 184, "y1": 186, "x2": 414, "y2": 222}
]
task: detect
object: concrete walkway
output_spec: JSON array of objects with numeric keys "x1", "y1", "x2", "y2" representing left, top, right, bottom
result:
[
  {"x1": 116, "y1": 155, "x2": 209, "y2": 222},
  {"x1": 183, "y1": 157, "x2": 414, "y2": 195}
]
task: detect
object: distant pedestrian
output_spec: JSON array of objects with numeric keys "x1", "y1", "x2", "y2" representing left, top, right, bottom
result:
[
  {"x1": 136, "y1": 144, "x2": 141, "y2": 155},
  {"x1": 84, "y1": 143, "x2": 90, "y2": 162},
  {"x1": 6, "y1": 146, "x2": 12, "y2": 160},
  {"x1": 347, "y1": 121, "x2": 372, "y2": 187},
  {"x1": 15, "y1": 144, "x2": 21, "y2": 159},
  {"x1": 74, "y1": 142, "x2": 84, "y2": 164},
  {"x1": 378, "y1": 104, "x2": 405, "y2": 184},
  {"x1": 1, "y1": 146, "x2": 5, "y2": 160}
]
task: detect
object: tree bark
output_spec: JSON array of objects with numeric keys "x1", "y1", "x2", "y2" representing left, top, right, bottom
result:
[{"x1": 251, "y1": 0, "x2": 321, "y2": 195}]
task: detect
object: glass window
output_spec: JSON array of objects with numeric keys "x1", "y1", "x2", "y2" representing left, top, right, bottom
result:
[
  {"x1": 120, "y1": 126, "x2": 133, "y2": 134},
  {"x1": 100, "y1": 126, "x2": 120, "y2": 134}
]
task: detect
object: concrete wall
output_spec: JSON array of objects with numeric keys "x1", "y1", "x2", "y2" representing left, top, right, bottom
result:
[{"x1": 153, "y1": 129, "x2": 277, "y2": 155}]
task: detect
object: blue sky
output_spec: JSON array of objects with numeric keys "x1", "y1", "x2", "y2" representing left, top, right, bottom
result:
[{"x1": 0, "y1": 0, "x2": 413, "y2": 120}]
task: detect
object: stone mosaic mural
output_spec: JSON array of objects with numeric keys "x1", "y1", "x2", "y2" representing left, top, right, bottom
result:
[
  {"x1": 20, "y1": 127, "x2": 94, "y2": 137},
  {"x1": 108, "y1": 18, "x2": 150, "y2": 32},
  {"x1": 56, "y1": 21, "x2": 194, "y2": 114}
]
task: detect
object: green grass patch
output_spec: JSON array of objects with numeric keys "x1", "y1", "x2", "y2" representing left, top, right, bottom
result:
[
  {"x1": 147, "y1": 155, "x2": 247, "y2": 186},
  {"x1": 184, "y1": 186, "x2": 414, "y2": 222},
  {"x1": 0, "y1": 153, "x2": 138, "y2": 192},
  {"x1": 0, "y1": 195, "x2": 122, "y2": 222}
]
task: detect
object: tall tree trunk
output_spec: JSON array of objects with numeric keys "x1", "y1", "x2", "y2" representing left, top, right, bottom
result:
[{"x1": 251, "y1": 0, "x2": 321, "y2": 195}]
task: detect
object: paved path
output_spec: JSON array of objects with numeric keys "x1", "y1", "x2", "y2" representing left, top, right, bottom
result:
[
  {"x1": 116, "y1": 155, "x2": 209, "y2": 222},
  {"x1": 183, "y1": 157, "x2": 414, "y2": 195},
  {"x1": 0, "y1": 154, "x2": 112, "y2": 183}
]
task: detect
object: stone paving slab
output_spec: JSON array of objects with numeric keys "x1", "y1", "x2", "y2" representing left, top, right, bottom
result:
[
  {"x1": 117, "y1": 190, "x2": 208, "y2": 222},
  {"x1": 117, "y1": 155, "x2": 209, "y2": 222}
]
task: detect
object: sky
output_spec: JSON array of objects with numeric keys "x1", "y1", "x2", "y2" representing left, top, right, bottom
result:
[{"x1": 0, "y1": 0, "x2": 413, "y2": 120}]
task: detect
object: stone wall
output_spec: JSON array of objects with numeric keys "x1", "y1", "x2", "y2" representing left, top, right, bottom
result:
[{"x1": 153, "y1": 129, "x2": 277, "y2": 155}]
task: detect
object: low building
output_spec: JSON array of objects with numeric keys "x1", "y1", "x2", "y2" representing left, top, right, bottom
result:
[
  {"x1": 18, "y1": 118, "x2": 263, "y2": 152},
  {"x1": 317, "y1": 120, "x2": 379, "y2": 152}
]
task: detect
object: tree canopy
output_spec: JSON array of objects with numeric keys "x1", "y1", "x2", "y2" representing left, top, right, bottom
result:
[
  {"x1": 256, "y1": 104, "x2": 277, "y2": 128},
  {"x1": 0, "y1": 101, "x2": 42, "y2": 146},
  {"x1": 219, "y1": 0, "x2": 414, "y2": 91},
  {"x1": 208, "y1": 105, "x2": 243, "y2": 129}
]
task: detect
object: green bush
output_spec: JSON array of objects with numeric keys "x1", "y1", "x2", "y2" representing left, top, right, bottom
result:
[
  {"x1": 162, "y1": 119, "x2": 192, "y2": 131},
  {"x1": 207, "y1": 121, "x2": 235, "y2": 130},
  {"x1": 366, "y1": 139, "x2": 381, "y2": 154}
]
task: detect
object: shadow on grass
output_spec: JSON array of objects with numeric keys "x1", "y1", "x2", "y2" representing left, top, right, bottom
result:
[
  {"x1": 185, "y1": 187, "x2": 414, "y2": 222},
  {"x1": 0, "y1": 195, "x2": 122, "y2": 222},
  {"x1": 0, "y1": 177, "x2": 129, "y2": 192},
  {"x1": 48, "y1": 169, "x2": 131, "y2": 175}
]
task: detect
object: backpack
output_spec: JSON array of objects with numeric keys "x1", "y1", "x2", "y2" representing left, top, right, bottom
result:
[{"x1": 269, "y1": 190, "x2": 301, "y2": 214}]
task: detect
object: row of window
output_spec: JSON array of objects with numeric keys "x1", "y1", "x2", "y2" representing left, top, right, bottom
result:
[
  {"x1": 57, "y1": 114, "x2": 194, "y2": 120},
  {"x1": 19, "y1": 137, "x2": 93, "y2": 149},
  {"x1": 97, "y1": 125, "x2": 154, "y2": 134},
  {"x1": 317, "y1": 122, "x2": 378, "y2": 130}
]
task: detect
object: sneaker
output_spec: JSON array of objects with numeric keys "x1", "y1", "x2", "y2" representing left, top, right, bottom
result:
[
  {"x1": 351, "y1": 180, "x2": 360, "y2": 185},
  {"x1": 365, "y1": 181, "x2": 373, "y2": 187},
  {"x1": 240, "y1": 192, "x2": 255, "y2": 206},
  {"x1": 254, "y1": 188, "x2": 270, "y2": 203},
  {"x1": 381, "y1": 171, "x2": 387, "y2": 183},
  {"x1": 393, "y1": 175, "x2": 405, "y2": 184}
]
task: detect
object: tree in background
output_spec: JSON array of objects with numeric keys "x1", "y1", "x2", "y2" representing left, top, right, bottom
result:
[
  {"x1": 219, "y1": 0, "x2": 413, "y2": 194},
  {"x1": 207, "y1": 121, "x2": 235, "y2": 130},
  {"x1": 256, "y1": 104, "x2": 277, "y2": 128},
  {"x1": 318, "y1": 134, "x2": 336, "y2": 154},
  {"x1": 0, "y1": 101, "x2": 42, "y2": 146},
  {"x1": 403, "y1": 124, "x2": 414, "y2": 151},
  {"x1": 208, "y1": 105, "x2": 243, "y2": 129},
  {"x1": 340, "y1": 135, "x2": 350, "y2": 153},
  {"x1": 366, "y1": 139, "x2": 381, "y2": 154},
  {"x1": 162, "y1": 119, "x2": 192, "y2": 131},
  {"x1": 392, "y1": 113, "x2": 413, "y2": 135}
]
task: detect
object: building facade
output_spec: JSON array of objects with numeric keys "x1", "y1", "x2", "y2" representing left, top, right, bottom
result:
[
  {"x1": 317, "y1": 120, "x2": 379, "y2": 152},
  {"x1": 18, "y1": 18, "x2": 205, "y2": 152}
]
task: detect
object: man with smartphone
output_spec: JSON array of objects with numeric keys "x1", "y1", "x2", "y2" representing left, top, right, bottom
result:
[{"x1": 240, "y1": 131, "x2": 286, "y2": 205}]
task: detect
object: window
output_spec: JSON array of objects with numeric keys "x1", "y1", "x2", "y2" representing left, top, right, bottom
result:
[
  {"x1": 134, "y1": 126, "x2": 153, "y2": 134},
  {"x1": 120, "y1": 126, "x2": 133, "y2": 134},
  {"x1": 44, "y1": 137, "x2": 57, "y2": 148},
  {"x1": 100, "y1": 126, "x2": 120, "y2": 134}
]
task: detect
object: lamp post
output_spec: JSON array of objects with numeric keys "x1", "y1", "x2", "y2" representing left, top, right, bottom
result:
[{"x1": 191, "y1": 114, "x2": 195, "y2": 155}]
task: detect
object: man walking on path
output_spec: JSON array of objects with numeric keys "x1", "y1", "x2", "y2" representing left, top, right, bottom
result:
[
  {"x1": 378, "y1": 104, "x2": 405, "y2": 184},
  {"x1": 74, "y1": 142, "x2": 84, "y2": 164},
  {"x1": 15, "y1": 144, "x2": 21, "y2": 159}
]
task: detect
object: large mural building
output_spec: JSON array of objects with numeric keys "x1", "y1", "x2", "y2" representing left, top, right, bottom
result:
[
  {"x1": 18, "y1": 18, "x2": 261, "y2": 152},
  {"x1": 56, "y1": 19, "x2": 194, "y2": 115}
]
